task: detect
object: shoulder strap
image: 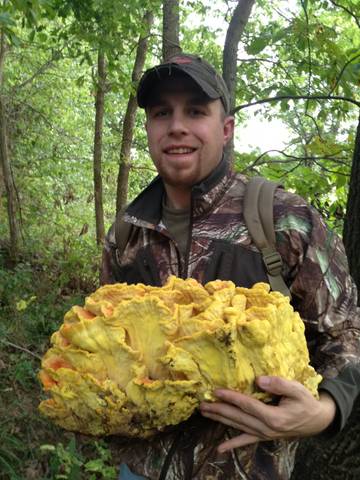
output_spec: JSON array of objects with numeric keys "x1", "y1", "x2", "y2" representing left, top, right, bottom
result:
[
  {"x1": 114, "y1": 211, "x2": 133, "y2": 259},
  {"x1": 243, "y1": 176, "x2": 291, "y2": 298}
]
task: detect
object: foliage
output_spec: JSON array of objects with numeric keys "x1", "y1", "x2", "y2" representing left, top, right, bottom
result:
[
  {"x1": 0, "y1": 256, "x2": 118, "y2": 479},
  {"x1": 0, "y1": 429, "x2": 24, "y2": 480},
  {"x1": 0, "y1": 0, "x2": 359, "y2": 477},
  {"x1": 40, "y1": 438, "x2": 117, "y2": 480},
  {"x1": 230, "y1": 0, "x2": 359, "y2": 227}
]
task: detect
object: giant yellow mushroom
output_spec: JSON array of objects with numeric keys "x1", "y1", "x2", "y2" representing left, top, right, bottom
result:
[{"x1": 39, "y1": 277, "x2": 321, "y2": 438}]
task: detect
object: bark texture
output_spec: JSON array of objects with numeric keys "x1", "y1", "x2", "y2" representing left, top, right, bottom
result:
[
  {"x1": 222, "y1": 0, "x2": 255, "y2": 164},
  {"x1": 0, "y1": 33, "x2": 20, "y2": 261},
  {"x1": 343, "y1": 113, "x2": 360, "y2": 297},
  {"x1": 116, "y1": 11, "x2": 154, "y2": 214},
  {"x1": 93, "y1": 50, "x2": 106, "y2": 245},
  {"x1": 223, "y1": 0, "x2": 255, "y2": 111},
  {"x1": 162, "y1": 0, "x2": 181, "y2": 61}
]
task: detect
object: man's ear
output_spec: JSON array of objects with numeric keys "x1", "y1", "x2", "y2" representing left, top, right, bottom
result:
[{"x1": 223, "y1": 116, "x2": 235, "y2": 145}]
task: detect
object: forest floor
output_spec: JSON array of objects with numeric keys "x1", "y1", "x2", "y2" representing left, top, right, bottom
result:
[{"x1": 0, "y1": 252, "x2": 119, "y2": 480}]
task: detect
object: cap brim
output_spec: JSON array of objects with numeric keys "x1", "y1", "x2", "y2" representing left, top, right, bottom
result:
[{"x1": 137, "y1": 64, "x2": 221, "y2": 108}]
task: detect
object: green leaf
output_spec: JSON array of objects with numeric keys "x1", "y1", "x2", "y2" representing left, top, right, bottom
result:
[
  {"x1": 0, "y1": 12, "x2": 16, "y2": 27},
  {"x1": 297, "y1": 37, "x2": 307, "y2": 51},
  {"x1": 345, "y1": 48, "x2": 360, "y2": 56},
  {"x1": 335, "y1": 174, "x2": 347, "y2": 188},
  {"x1": 37, "y1": 32, "x2": 48, "y2": 42},
  {"x1": 75, "y1": 75, "x2": 86, "y2": 87},
  {"x1": 6, "y1": 30, "x2": 22, "y2": 47},
  {"x1": 85, "y1": 459, "x2": 104, "y2": 472},
  {"x1": 280, "y1": 99, "x2": 290, "y2": 111},
  {"x1": 246, "y1": 37, "x2": 268, "y2": 55},
  {"x1": 277, "y1": 86, "x2": 298, "y2": 97},
  {"x1": 28, "y1": 29, "x2": 36, "y2": 42},
  {"x1": 272, "y1": 26, "x2": 289, "y2": 43}
]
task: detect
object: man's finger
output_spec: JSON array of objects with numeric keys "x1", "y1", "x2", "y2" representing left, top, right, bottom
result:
[
  {"x1": 200, "y1": 409, "x2": 244, "y2": 431},
  {"x1": 200, "y1": 408, "x2": 268, "y2": 437},
  {"x1": 256, "y1": 376, "x2": 308, "y2": 399},
  {"x1": 200, "y1": 401, "x2": 274, "y2": 437},
  {"x1": 213, "y1": 389, "x2": 278, "y2": 421},
  {"x1": 218, "y1": 433, "x2": 260, "y2": 452}
]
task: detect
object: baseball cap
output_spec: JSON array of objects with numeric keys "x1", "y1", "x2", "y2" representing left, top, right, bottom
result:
[{"x1": 137, "y1": 53, "x2": 231, "y2": 114}]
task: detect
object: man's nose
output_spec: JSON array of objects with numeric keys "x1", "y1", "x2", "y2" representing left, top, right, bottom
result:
[{"x1": 168, "y1": 112, "x2": 188, "y2": 135}]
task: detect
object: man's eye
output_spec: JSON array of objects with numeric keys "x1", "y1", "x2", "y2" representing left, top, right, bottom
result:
[
  {"x1": 153, "y1": 109, "x2": 168, "y2": 118},
  {"x1": 190, "y1": 108, "x2": 205, "y2": 116}
]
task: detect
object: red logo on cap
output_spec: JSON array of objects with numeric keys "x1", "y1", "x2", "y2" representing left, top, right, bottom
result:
[{"x1": 171, "y1": 56, "x2": 192, "y2": 64}]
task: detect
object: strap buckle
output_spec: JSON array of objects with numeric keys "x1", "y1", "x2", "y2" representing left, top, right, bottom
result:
[{"x1": 261, "y1": 247, "x2": 283, "y2": 277}]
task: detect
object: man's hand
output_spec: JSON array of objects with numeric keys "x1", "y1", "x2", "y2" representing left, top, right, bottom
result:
[{"x1": 199, "y1": 376, "x2": 336, "y2": 453}]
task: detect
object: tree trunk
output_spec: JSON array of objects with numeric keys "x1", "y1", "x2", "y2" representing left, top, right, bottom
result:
[
  {"x1": 222, "y1": 0, "x2": 255, "y2": 164},
  {"x1": 162, "y1": 0, "x2": 181, "y2": 61},
  {"x1": 292, "y1": 113, "x2": 360, "y2": 479},
  {"x1": 223, "y1": 0, "x2": 255, "y2": 111},
  {"x1": 343, "y1": 112, "x2": 360, "y2": 298},
  {"x1": 93, "y1": 50, "x2": 106, "y2": 245},
  {"x1": 0, "y1": 151, "x2": 4, "y2": 208},
  {"x1": 116, "y1": 11, "x2": 154, "y2": 214},
  {"x1": 0, "y1": 32, "x2": 20, "y2": 261}
]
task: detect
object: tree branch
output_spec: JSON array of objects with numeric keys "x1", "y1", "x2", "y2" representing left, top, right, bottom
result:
[
  {"x1": 11, "y1": 49, "x2": 63, "y2": 91},
  {"x1": 237, "y1": 57, "x2": 301, "y2": 93},
  {"x1": 243, "y1": 158, "x2": 304, "y2": 178},
  {"x1": 0, "y1": 339, "x2": 42, "y2": 360},
  {"x1": 232, "y1": 94, "x2": 360, "y2": 114},
  {"x1": 239, "y1": 148, "x2": 350, "y2": 174},
  {"x1": 273, "y1": 6, "x2": 294, "y2": 22},
  {"x1": 328, "y1": 0, "x2": 360, "y2": 29},
  {"x1": 279, "y1": 160, "x2": 303, "y2": 178},
  {"x1": 254, "y1": 149, "x2": 349, "y2": 164},
  {"x1": 11, "y1": 100, "x2": 84, "y2": 141},
  {"x1": 305, "y1": 112, "x2": 323, "y2": 139},
  {"x1": 328, "y1": 52, "x2": 360, "y2": 95},
  {"x1": 312, "y1": 158, "x2": 350, "y2": 176}
]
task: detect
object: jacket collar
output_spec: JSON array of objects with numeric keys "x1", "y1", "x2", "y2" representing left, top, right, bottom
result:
[{"x1": 125, "y1": 155, "x2": 233, "y2": 227}]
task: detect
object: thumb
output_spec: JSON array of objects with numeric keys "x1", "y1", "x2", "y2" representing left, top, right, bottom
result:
[{"x1": 256, "y1": 376, "x2": 305, "y2": 398}]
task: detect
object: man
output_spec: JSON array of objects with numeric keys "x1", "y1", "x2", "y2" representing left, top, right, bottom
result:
[{"x1": 101, "y1": 54, "x2": 360, "y2": 479}]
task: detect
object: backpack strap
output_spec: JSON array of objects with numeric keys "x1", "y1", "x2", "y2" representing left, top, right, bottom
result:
[{"x1": 243, "y1": 176, "x2": 291, "y2": 298}]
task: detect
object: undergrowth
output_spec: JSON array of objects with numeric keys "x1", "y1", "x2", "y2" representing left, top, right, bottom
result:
[{"x1": 0, "y1": 245, "x2": 119, "y2": 480}]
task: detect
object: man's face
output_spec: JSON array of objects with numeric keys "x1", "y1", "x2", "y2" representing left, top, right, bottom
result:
[{"x1": 145, "y1": 76, "x2": 234, "y2": 190}]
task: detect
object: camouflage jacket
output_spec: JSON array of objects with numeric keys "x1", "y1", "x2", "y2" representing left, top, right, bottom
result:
[{"x1": 101, "y1": 158, "x2": 360, "y2": 480}]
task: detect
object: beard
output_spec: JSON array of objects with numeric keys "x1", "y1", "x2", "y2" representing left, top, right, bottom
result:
[{"x1": 157, "y1": 162, "x2": 203, "y2": 189}]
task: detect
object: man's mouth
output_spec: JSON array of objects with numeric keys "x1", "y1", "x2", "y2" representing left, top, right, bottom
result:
[{"x1": 164, "y1": 147, "x2": 196, "y2": 154}]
